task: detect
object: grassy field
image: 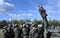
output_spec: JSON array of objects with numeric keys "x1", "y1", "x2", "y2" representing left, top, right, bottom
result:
[{"x1": 0, "y1": 29, "x2": 3, "y2": 38}]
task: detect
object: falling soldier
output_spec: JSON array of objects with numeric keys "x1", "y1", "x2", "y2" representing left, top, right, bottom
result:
[{"x1": 39, "y1": 5, "x2": 49, "y2": 38}]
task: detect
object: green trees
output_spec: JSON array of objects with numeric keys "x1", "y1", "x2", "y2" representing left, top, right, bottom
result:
[
  {"x1": 32, "y1": 19, "x2": 43, "y2": 24},
  {"x1": 0, "y1": 19, "x2": 60, "y2": 29},
  {"x1": 10, "y1": 20, "x2": 19, "y2": 24},
  {"x1": 0, "y1": 20, "x2": 8, "y2": 28},
  {"x1": 32, "y1": 19, "x2": 39, "y2": 24},
  {"x1": 18, "y1": 19, "x2": 25, "y2": 25},
  {"x1": 49, "y1": 20, "x2": 60, "y2": 26}
]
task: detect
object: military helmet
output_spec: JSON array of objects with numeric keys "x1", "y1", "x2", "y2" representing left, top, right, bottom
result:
[{"x1": 38, "y1": 24, "x2": 43, "y2": 27}]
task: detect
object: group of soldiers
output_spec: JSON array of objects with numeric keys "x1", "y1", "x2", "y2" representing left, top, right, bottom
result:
[{"x1": 2, "y1": 23, "x2": 51, "y2": 38}]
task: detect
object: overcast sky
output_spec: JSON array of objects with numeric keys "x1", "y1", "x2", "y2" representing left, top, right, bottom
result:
[{"x1": 0, "y1": 0, "x2": 60, "y2": 21}]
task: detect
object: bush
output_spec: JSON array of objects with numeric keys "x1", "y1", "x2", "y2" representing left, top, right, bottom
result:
[{"x1": 58, "y1": 31, "x2": 60, "y2": 34}]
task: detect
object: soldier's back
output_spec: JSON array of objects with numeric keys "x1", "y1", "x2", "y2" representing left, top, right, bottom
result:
[
  {"x1": 29, "y1": 29, "x2": 38, "y2": 38},
  {"x1": 22, "y1": 27, "x2": 29, "y2": 38}
]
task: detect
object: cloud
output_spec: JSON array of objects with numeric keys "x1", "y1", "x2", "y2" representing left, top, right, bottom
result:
[
  {"x1": 8, "y1": 13, "x2": 33, "y2": 17},
  {"x1": 27, "y1": 13, "x2": 33, "y2": 17},
  {"x1": 0, "y1": 0, "x2": 14, "y2": 14},
  {"x1": 8, "y1": 13, "x2": 34, "y2": 20}
]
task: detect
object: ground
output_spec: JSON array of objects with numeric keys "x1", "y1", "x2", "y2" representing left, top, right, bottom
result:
[{"x1": 0, "y1": 29, "x2": 3, "y2": 38}]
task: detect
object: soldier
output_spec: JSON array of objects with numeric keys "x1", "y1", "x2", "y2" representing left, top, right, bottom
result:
[
  {"x1": 22, "y1": 24, "x2": 29, "y2": 38},
  {"x1": 29, "y1": 24, "x2": 38, "y2": 38},
  {"x1": 26, "y1": 24, "x2": 30, "y2": 38},
  {"x1": 8, "y1": 24, "x2": 15, "y2": 38},
  {"x1": 14, "y1": 24, "x2": 22, "y2": 38},
  {"x1": 38, "y1": 24, "x2": 44, "y2": 38},
  {"x1": 2, "y1": 26, "x2": 9, "y2": 38},
  {"x1": 47, "y1": 31, "x2": 52, "y2": 38},
  {"x1": 30, "y1": 24, "x2": 35, "y2": 30}
]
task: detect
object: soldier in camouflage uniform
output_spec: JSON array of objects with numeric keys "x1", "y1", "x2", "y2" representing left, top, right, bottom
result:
[
  {"x1": 38, "y1": 24, "x2": 44, "y2": 38},
  {"x1": 22, "y1": 24, "x2": 29, "y2": 38},
  {"x1": 14, "y1": 24, "x2": 22, "y2": 38},
  {"x1": 29, "y1": 24, "x2": 38, "y2": 38},
  {"x1": 2, "y1": 26, "x2": 9, "y2": 38},
  {"x1": 8, "y1": 24, "x2": 15, "y2": 38},
  {"x1": 47, "y1": 31, "x2": 52, "y2": 38}
]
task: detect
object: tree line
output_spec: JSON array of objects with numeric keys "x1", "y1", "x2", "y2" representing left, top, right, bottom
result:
[{"x1": 0, "y1": 19, "x2": 60, "y2": 28}]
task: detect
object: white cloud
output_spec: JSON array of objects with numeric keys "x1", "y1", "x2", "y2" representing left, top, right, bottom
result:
[
  {"x1": 28, "y1": 9, "x2": 38, "y2": 13},
  {"x1": 0, "y1": 0, "x2": 14, "y2": 13},
  {"x1": 8, "y1": 13, "x2": 20, "y2": 20},
  {"x1": 18, "y1": 14, "x2": 21, "y2": 17},
  {"x1": 27, "y1": 13, "x2": 33, "y2": 17},
  {"x1": 8, "y1": 13, "x2": 34, "y2": 20},
  {"x1": 8, "y1": 13, "x2": 33, "y2": 17}
]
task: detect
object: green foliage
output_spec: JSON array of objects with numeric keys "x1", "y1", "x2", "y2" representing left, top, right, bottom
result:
[
  {"x1": 32, "y1": 19, "x2": 38, "y2": 24},
  {"x1": 10, "y1": 20, "x2": 19, "y2": 24},
  {"x1": 49, "y1": 20, "x2": 60, "y2": 26},
  {"x1": 32, "y1": 19, "x2": 43, "y2": 24},
  {"x1": 25, "y1": 19, "x2": 31, "y2": 22},
  {"x1": 0, "y1": 19, "x2": 60, "y2": 28},
  {"x1": 18, "y1": 19, "x2": 25, "y2": 25},
  {"x1": 58, "y1": 31, "x2": 60, "y2": 34},
  {"x1": 0, "y1": 20, "x2": 8, "y2": 28}
]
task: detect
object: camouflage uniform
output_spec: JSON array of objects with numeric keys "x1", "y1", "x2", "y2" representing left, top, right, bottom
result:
[
  {"x1": 14, "y1": 25, "x2": 22, "y2": 38},
  {"x1": 38, "y1": 27, "x2": 44, "y2": 38},
  {"x1": 2, "y1": 26, "x2": 9, "y2": 38},
  {"x1": 47, "y1": 31, "x2": 52, "y2": 38},
  {"x1": 29, "y1": 25, "x2": 38, "y2": 38},
  {"x1": 8, "y1": 24, "x2": 15, "y2": 38},
  {"x1": 22, "y1": 25, "x2": 29, "y2": 38},
  {"x1": 29, "y1": 29, "x2": 38, "y2": 38}
]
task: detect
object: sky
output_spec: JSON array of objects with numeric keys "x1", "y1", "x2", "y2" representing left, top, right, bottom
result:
[{"x1": 0, "y1": 0, "x2": 60, "y2": 21}]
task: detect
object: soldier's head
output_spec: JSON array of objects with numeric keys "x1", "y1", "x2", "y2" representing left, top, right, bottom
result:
[
  {"x1": 39, "y1": 4, "x2": 43, "y2": 9},
  {"x1": 39, "y1": 4, "x2": 42, "y2": 8},
  {"x1": 32, "y1": 24, "x2": 37, "y2": 30}
]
